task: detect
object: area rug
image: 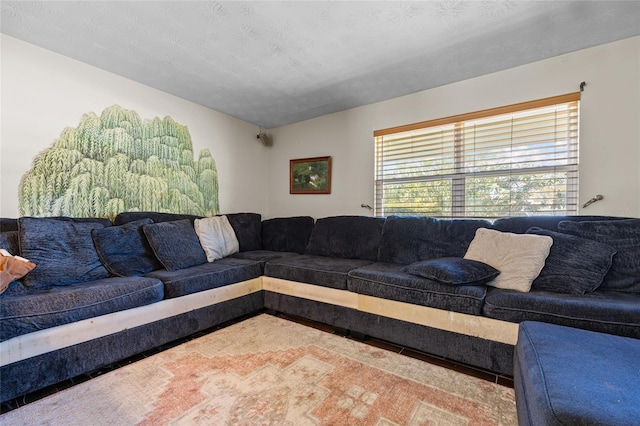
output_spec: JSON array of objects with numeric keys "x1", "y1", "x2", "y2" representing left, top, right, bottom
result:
[{"x1": 1, "y1": 314, "x2": 516, "y2": 425}]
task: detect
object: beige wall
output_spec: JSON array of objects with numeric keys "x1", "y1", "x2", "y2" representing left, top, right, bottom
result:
[
  {"x1": 268, "y1": 36, "x2": 640, "y2": 219},
  {"x1": 2, "y1": 35, "x2": 638, "y2": 220},
  {"x1": 0, "y1": 35, "x2": 269, "y2": 218}
]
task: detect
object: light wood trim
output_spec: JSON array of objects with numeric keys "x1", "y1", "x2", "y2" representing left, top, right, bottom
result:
[{"x1": 374, "y1": 92, "x2": 581, "y2": 137}]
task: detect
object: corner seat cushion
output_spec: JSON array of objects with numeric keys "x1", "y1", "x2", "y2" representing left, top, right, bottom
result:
[
  {"x1": 145, "y1": 258, "x2": 261, "y2": 299},
  {"x1": 0, "y1": 276, "x2": 164, "y2": 341},
  {"x1": 305, "y1": 216, "x2": 384, "y2": 261},
  {"x1": 515, "y1": 321, "x2": 640, "y2": 426},
  {"x1": 229, "y1": 250, "x2": 300, "y2": 273},
  {"x1": 483, "y1": 287, "x2": 640, "y2": 338},
  {"x1": 377, "y1": 216, "x2": 492, "y2": 264},
  {"x1": 347, "y1": 262, "x2": 487, "y2": 315},
  {"x1": 264, "y1": 255, "x2": 374, "y2": 290}
]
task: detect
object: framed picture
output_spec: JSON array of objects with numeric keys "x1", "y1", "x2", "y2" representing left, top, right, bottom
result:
[{"x1": 290, "y1": 156, "x2": 332, "y2": 194}]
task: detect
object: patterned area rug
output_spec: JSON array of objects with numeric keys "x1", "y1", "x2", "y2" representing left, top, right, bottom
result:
[{"x1": 1, "y1": 314, "x2": 516, "y2": 425}]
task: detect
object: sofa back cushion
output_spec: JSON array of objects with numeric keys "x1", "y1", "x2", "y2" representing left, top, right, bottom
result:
[
  {"x1": 492, "y1": 215, "x2": 624, "y2": 234},
  {"x1": 378, "y1": 216, "x2": 492, "y2": 264},
  {"x1": 0, "y1": 218, "x2": 19, "y2": 232},
  {"x1": 18, "y1": 217, "x2": 110, "y2": 288},
  {"x1": 143, "y1": 219, "x2": 207, "y2": 271},
  {"x1": 305, "y1": 216, "x2": 385, "y2": 261},
  {"x1": 526, "y1": 227, "x2": 617, "y2": 294},
  {"x1": 92, "y1": 218, "x2": 162, "y2": 276},
  {"x1": 113, "y1": 211, "x2": 200, "y2": 226},
  {"x1": 558, "y1": 219, "x2": 640, "y2": 293},
  {"x1": 225, "y1": 213, "x2": 263, "y2": 251},
  {"x1": 0, "y1": 231, "x2": 20, "y2": 256},
  {"x1": 262, "y1": 216, "x2": 314, "y2": 254}
]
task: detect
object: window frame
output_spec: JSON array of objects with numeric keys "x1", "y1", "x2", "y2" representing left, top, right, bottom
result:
[{"x1": 373, "y1": 92, "x2": 581, "y2": 219}]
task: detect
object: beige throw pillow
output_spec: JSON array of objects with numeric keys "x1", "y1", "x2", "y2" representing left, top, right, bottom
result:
[
  {"x1": 0, "y1": 249, "x2": 36, "y2": 294},
  {"x1": 194, "y1": 216, "x2": 240, "y2": 262},
  {"x1": 464, "y1": 228, "x2": 553, "y2": 292}
]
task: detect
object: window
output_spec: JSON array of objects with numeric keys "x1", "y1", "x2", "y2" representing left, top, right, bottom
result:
[{"x1": 374, "y1": 93, "x2": 580, "y2": 219}]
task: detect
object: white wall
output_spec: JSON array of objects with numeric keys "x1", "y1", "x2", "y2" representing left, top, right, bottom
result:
[
  {"x1": 0, "y1": 35, "x2": 269, "y2": 218},
  {"x1": 268, "y1": 36, "x2": 640, "y2": 219}
]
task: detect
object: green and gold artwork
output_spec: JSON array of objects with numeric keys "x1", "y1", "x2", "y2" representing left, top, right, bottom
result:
[{"x1": 19, "y1": 105, "x2": 219, "y2": 219}]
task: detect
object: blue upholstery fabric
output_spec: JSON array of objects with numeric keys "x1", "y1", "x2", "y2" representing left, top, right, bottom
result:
[
  {"x1": 515, "y1": 321, "x2": 640, "y2": 426},
  {"x1": 0, "y1": 276, "x2": 164, "y2": 341},
  {"x1": 377, "y1": 216, "x2": 492, "y2": 264},
  {"x1": 143, "y1": 219, "x2": 207, "y2": 271},
  {"x1": 145, "y1": 257, "x2": 261, "y2": 299},
  {"x1": 0, "y1": 231, "x2": 20, "y2": 255},
  {"x1": 305, "y1": 216, "x2": 385, "y2": 261},
  {"x1": 526, "y1": 227, "x2": 616, "y2": 294},
  {"x1": 229, "y1": 250, "x2": 300, "y2": 273},
  {"x1": 113, "y1": 211, "x2": 200, "y2": 226},
  {"x1": 92, "y1": 219, "x2": 162, "y2": 276},
  {"x1": 18, "y1": 217, "x2": 110, "y2": 288},
  {"x1": 226, "y1": 213, "x2": 263, "y2": 251},
  {"x1": 348, "y1": 262, "x2": 487, "y2": 315},
  {"x1": 403, "y1": 257, "x2": 500, "y2": 285},
  {"x1": 483, "y1": 287, "x2": 640, "y2": 338},
  {"x1": 264, "y1": 292, "x2": 514, "y2": 375},
  {"x1": 264, "y1": 255, "x2": 373, "y2": 290},
  {"x1": 0, "y1": 292, "x2": 263, "y2": 402},
  {"x1": 558, "y1": 219, "x2": 640, "y2": 293},
  {"x1": 492, "y1": 215, "x2": 623, "y2": 234},
  {"x1": 0, "y1": 218, "x2": 19, "y2": 232},
  {"x1": 262, "y1": 216, "x2": 314, "y2": 254}
]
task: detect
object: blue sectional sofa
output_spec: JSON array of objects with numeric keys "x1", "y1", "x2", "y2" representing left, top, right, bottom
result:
[{"x1": 1, "y1": 212, "x2": 638, "y2": 404}]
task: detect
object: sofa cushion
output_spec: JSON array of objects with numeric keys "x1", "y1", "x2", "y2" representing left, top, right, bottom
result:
[
  {"x1": 0, "y1": 276, "x2": 164, "y2": 341},
  {"x1": 377, "y1": 216, "x2": 492, "y2": 264},
  {"x1": 264, "y1": 255, "x2": 373, "y2": 290},
  {"x1": 305, "y1": 216, "x2": 384, "y2": 261},
  {"x1": 347, "y1": 262, "x2": 487, "y2": 315},
  {"x1": 403, "y1": 257, "x2": 500, "y2": 286},
  {"x1": 92, "y1": 219, "x2": 162, "y2": 277},
  {"x1": 492, "y1": 215, "x2": 623, "y2": 234},
  {"x1": 0, "y1": 231, "x2": 20, "y2": 256},
  {"x1": 483, "y1": 287, "x2": 640, "y2": 338},
  {"x1": 464, "y1": 228, "x2": 552, "y2": 292},
  {"x1": 0, "y1": 218, "x2": 19, "y2": 232},
  {"x1": 113, "y1": 211, "x2": 200, "y2": 226},
  {"x1": 18, "y1": 217, "x2": 110, "y2": 288},
  {"x1": 143, "y1": 219, "x2": 207, "y2": 271},
  {"x1": 526, "y1": 227, "x2": 616, "y2": 294},
  {"x1": 145, "y1": 257, "x2": 261, "y2": 299},
  {"x1": 262, "y1": 216, "x2": 314, "y2": 254},
  {"x1": 226, "y1": 213, "x2": 263, "y2": 252},
  {"x1": 515, "y1": 321, "x2": 640, "y2": 426},
  {"x1": 229, "y1": 250, "x2": 300, "y2": 273},
  {"x1": 194, "y1": 216, "x2": 239, "y2": 262},
  {"x1": 557, "y1": 219, "x2": 640, "y2": 293}
]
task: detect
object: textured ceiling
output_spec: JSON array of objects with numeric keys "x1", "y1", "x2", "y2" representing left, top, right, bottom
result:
[{"x1": 2, "y1": 1, "x2": 640, "y2": 129}]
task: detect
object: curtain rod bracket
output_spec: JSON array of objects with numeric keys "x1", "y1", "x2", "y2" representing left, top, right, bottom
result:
[{"x1": 580, "y1": 81, "x2": 586, "y2": 92}]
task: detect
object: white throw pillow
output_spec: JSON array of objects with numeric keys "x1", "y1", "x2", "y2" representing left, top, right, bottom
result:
[
  {"x1": 194, "y1": 216, "x2": 240, "y2": 262},
  {"x1": 464, "y1": 228, "x2": 553, "y2": 292}
]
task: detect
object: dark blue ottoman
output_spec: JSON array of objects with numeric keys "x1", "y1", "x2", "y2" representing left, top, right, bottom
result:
[{"x1": 515, "y1": 321, "x2": 640, "y2": 426}]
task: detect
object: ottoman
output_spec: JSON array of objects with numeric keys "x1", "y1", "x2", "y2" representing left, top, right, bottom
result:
[{"x1": 514, "y1": 321, "x2": 640, "y2": 426}]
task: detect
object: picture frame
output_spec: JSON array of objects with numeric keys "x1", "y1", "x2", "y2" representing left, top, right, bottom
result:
[{"x1": 290, "y1": 156, "x2": 332, "y2": 194}]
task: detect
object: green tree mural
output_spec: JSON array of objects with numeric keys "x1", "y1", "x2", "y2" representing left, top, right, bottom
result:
[{"x1": 19, "y1": 105, "x2": 220, "y2": 219}]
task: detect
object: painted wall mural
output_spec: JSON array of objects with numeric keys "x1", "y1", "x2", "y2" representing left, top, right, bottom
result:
[{"x1": 19, "y1": 105, "x2": 219, "y2": 219}]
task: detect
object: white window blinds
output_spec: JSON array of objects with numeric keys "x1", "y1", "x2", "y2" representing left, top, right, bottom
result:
[{"x1": 374, "y1": 93, "x2": 580, "y2": 219}]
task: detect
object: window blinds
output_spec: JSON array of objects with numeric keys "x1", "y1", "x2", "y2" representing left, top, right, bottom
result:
[{"x1": 374, "y1": 93, "x2": 580, "y2": 218}]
